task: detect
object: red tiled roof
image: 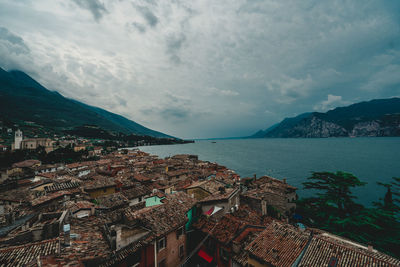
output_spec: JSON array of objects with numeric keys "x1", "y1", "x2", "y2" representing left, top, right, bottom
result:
[
  {"x1": 0, "y1": 238, "x2": 60, "y2": 266},
  {"x1": 12, "y1": 159, "x2": 41, "y2": 168},
  {"x1": 31, "y1": 190, "x2": 71, "y2": 207},
  {"x1": 299, "y1": 233, "x2": 400, "y2": 267},
  {"x1": 246, "y1": 221, "x2": 310, "y2": 266},
  {"x1": 198, "y1": 187, "x2": 239, "y2": 203},
  {"x1": 125, "y1": 192, "x2": 196, "y2": 237},
  {"x1": 194, "y1": 205, "x2": 272, "y2": 244},
  {"x1": 84, "y1": 176, "x2": 116, "y2": 191}
]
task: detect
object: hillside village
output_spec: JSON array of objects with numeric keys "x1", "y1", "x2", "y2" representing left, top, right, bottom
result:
[
  {"x1": 0, "y1": 145, "x2": 399, "y2": 267},
  {"x1": 0, "y1": 123, "x2": 192, "y2": 156}
]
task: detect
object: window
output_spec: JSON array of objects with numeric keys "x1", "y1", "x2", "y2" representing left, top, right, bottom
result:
[
  {"x1": 176, "y1": 227, "x2": 184, "y2": 239},
  {"x1": 157, "y1": 237, "x2": 166, "y2": 251},
  {"x1": 179, "y1": 244, "x2": 184, "y2": 258}
]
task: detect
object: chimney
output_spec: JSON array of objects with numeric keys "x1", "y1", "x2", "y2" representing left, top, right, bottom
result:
[
  {"x1": 253, "y1": 174, "x2": 256, "y2": 180},
  {"x1": 91, "y1": 206, "x2": 95, "y2": 216},
  {"x1": 219, "y1": 186, "x2": 226, "y2": 194},
  {"x1": 368, "y1": 244, "x2": 373, "y2": 251},
  {"x1": 261, "y1": 199, "x2": 267, "y2": 216},
  {"x1": 283, "y1": 178, "x2": 287, "y2": 184}
]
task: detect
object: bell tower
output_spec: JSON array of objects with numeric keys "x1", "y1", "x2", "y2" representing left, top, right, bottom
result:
[{"x1": 14, "y1": 129, "x2": 23, "y2": 150}]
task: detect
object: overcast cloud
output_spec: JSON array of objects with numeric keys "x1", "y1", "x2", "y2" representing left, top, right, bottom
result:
[{"x1": 0, "y1": 0, "x2": 399, "y2": 138}]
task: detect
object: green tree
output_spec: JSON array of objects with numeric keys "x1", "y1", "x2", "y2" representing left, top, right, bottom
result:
[
  {"x1": 302, "y1": 171, "x2": 366, "y2": 216},
  {"x1": 297, "y1": 173, "x2": 400, "y2": 258}
]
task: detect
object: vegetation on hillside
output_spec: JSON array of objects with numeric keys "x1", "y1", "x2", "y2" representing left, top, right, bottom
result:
[
  {"x1": 0, "y1": 68, "x2": 171, "y2": 138},
  {"x1": 0, "y1": 145, "x2": 96, "y2": 168}
]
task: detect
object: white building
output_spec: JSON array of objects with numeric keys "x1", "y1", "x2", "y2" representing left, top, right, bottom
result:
[{"x1": 13, "y1": 129, "x2": 23, "y2": 150}]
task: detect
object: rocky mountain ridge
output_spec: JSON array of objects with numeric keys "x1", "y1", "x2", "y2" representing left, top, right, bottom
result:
[{"x1": 254, "y1": 98, "x2": 400, "y2": 138}]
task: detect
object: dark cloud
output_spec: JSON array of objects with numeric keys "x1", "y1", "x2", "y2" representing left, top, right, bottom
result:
[
  {"x1": 141, "y1": 92, "x2": 195, "y2": 122},
  {"x1": 0, "y1": 27, "x2": 33, "y2": 71},
  {"x1": 131, "y1": 22, "x2": 146, "y2": 33},
  {"x1": 135, "y1": 5, "x2": 158, "y2": 27},
  {"x1": 71, "y1": 0, "x2": 107, "y2": 22},
  {"x1": 0, "y1": 27, "x2": 29, "y2": 54},
  {"x1": 165, "y1": 33, "x2": 186, "y2": 64},
  {"x1": 2, "y1": 0, "x2": 400, "y2": 138}
]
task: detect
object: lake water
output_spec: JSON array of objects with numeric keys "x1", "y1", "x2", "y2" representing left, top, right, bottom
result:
[{"x1": 138, "y1": 138, "x2": 400, "y2": 206}]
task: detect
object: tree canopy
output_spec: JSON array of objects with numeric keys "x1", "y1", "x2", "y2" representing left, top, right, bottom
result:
[{"x1": 296, "y1": 172, "x2": 400, "y2": 259}]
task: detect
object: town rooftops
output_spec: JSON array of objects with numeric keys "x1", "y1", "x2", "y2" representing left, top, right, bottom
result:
[
  {"x1": 0, "y1": 238, "x2": 60, "y2": 266},
  {"x1": 246, "y1": 221, "x2": 310, "y2": 266},
  {"x1": 12, "y1": 159, "x2": 41, "y2": 168},
  {"x1": 30, "y1": 190, "x2": 71, "y2": 207},
  {"x1": 252, "y1": 175, "x2": 297, "y2": 191},
  {"x1": 198, "y1": 187, "x2": 239, "y2": 203},
  {"x1": 45, "y1": 181, "x2": 81, "y2": 193},
  {"x1": 57, "y1": 216, "x2": 112, "y2": 265},
  {"x1": 194, "y1": 205, "x2": 272, "y2": 244},
  {"x1": 83, "y1": 176, "x2": 116, "y2": 191},
  {"x1": 65, "y1": 200, "x2": 97, "y2": 214},
  {"x1": 186, "y1": 179, "x2": 226, "y2": 194},
  {"x1": 96, "y1": 192, "x2": 129, "y2": 210},
  {"x1": 66, "y1": 160, "x2": 96, "y2": 170},
  {"x1": 0, "y1": 188, "x2": 32, "y2": 203},
  {"x1": 122, "y1": 185, "x2": 152, "y2": 200},
  {"x1": 124, "y1": 192, "x2": 196, "y2": 237},
  {"x1": 98, "y1": 239, "x2": 146, "y2": 267},
  {"x1": 132, "y1": 173, "x2": 153, "y2": 182},
  {"x1": 298, "y1": 232, "x2": 400, "y2": 267}
]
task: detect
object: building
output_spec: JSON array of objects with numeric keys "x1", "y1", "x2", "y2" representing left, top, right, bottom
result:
[
  {"x1": 244, "y1": 222, "x2": 400, "y2": 267},
  {"x1": 74, "y1": 144, "x2": 87, "y2": 152},
  {"x1": 186, "y1": 179, "x2": 228, "y2": 201},
  {"x1": 84, "y1": 176, "x2": 116, "y2": 198},
  {"x1": 124, "y1": 192, "x2": 197, "y2": 267},
  {"x1": 21, "y1": 138, "x2": 54, "y2": 153},
  {"x1": 192, "y1": 206, "x2": 271, "y2": 267},
  {"x1": 198, "y1": 187, "x2": 240, "y2": 218},
  {"x1": 245, "y1": 221, "x2": 310, "y2": 267},
  {"x1": 12, "y1": 129, "x2": 23, "y2": 150},
  {"x1": 241, "y1": 176, "x2": 297, "y2": 218}
]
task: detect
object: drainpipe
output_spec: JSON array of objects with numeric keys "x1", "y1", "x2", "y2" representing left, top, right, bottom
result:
[{"x1": 154, "y1": 241, "x2": 158, "y2": 267}]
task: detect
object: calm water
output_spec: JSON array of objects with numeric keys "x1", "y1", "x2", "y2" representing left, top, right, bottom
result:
[{"x1": 138, "y1": 138, "x2": 400, "y2": 206}]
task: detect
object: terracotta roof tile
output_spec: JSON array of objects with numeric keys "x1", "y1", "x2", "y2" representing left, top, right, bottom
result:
[
  {"x1": 299, "y1": 233, "x2": 400, "y2": 267},
  {"x1": 0, "y1": 238, "x2": 59, "y2": 266},
  {"x1": 246, "y1": 221, "x2": 310, "y2": 266},
  {"x1": 124, "y1": 192, "x2": 196, "y2": 237}
]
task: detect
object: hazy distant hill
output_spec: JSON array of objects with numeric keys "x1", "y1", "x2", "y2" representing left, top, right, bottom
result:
[
  {"x1": 0, "y1": 68, "x2": 172, "y2": 138},
  {"x1": 252, "y1": 98, "x2": 400, "y2": 138}
]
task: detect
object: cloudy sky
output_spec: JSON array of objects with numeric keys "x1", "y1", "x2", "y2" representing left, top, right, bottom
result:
[{"x1": 1, "y1": 0, "x2": 400, "y2": 138}]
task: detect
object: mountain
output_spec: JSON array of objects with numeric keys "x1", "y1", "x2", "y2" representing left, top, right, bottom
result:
[
  {"x1": 0, "y1": 68, "x2": 172, "y2": 138},
  {"x1": 253, "y1": 98, "x2": 400, "y2": 138}
]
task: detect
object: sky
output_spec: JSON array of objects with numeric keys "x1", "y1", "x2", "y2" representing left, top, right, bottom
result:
[{"x1": 0, "y1": 0, "x2": 400, "y2": 139}]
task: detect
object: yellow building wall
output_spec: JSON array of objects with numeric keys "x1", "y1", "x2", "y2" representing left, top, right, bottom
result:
[
  {"x1": 6, "y1": 168, "x2": 22, "y2": 175},
  {"x1": 88, "y1": 186, "x2": 116, "y2": 199},
  {"x1": 32, "y1": 183, "x2": 54, "y2": 192},
  {"x1": 186, "y1": 188, "x2": 210, "y2": 201},
  {"x1": 74, "y1": 146, "x2": 86, "y2": 152},
  {"x1": 248, "y1": 256, "x2": 268, "y2": 267}
]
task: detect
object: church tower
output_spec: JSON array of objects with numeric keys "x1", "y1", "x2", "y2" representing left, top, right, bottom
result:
[{"x1": 14, "y1": 129, "x2": 23, "y2": 150}]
